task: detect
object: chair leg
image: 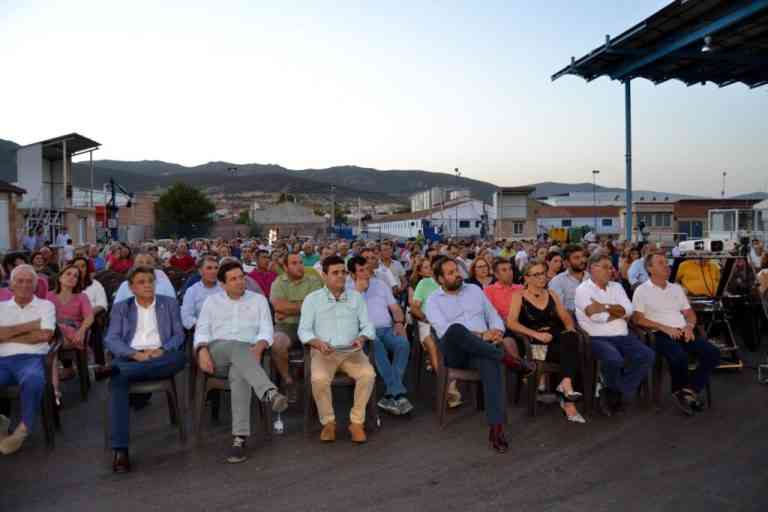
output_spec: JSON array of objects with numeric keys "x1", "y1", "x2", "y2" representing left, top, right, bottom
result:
[
  {"x1": 706, "y1": 381, "x2": 713, "y2": 408},
  {"x1": 168, "y1": 377, "x2": 186, "y2": 444},
  {"x1": 41, "y1": 384, "x2": 55, "y2": 449},
  {"x1": 436, "y1": 369, "x2": 449, "y2": 428},
  {"x1": 167, "y1": 388, "x2": 178, "y2": 426},
  {"x1": 78, "y1": 350, "x2": 89, "y2": 401},
  {"x1": 261, "y1": 400, "x2": 273, "y2": 441},
  {"x1": 527, "y1": 369, "x2": 538, "y2": 417},
  {"x1": 194, "y1": 375, "x2": 207, "y2": 438},
  {"x1": 303, "y1": 381, "x2": 315, "y2": 436}
]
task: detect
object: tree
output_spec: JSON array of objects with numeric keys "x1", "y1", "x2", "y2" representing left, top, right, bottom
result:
[
  {"x1": 155, "y1": 182, "x2": 216, "y2": 238},
  {"x1": 237, "y1": 210, "x2": 250, "y2": 225}
]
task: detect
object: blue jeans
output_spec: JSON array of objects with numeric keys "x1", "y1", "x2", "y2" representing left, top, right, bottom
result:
[
  {"x1": 109, "y1": 351, "x2": 187, "y2": 450},
  {"x1": 589, "y1": 334, "x2": 655, "y2": 398},
  {"x1": 373, "y1": 327, "x2": 409, "y2": 397},
  {"x1": 653, "y1": 333, "x2": 720, "y2": 393},
  {"x1": 0, "y1": 354, "x2": 45, "y2": 431}
]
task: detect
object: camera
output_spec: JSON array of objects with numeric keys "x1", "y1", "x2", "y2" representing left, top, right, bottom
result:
[{"x1": 677, "y1": 239, "x2": 733, "y2": 255}]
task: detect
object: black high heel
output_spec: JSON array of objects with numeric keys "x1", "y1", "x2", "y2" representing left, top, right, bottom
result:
[
  {"x1": 555, "y1": 385, "x2": 582, "y2": 403},
  {"x1": 488, "y1": 424, "x2": 508, "y2": 453}
]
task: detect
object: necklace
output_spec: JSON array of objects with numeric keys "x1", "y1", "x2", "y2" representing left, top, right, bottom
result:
[{"x1": 529, "y1": 289, "x2": 544, "y2": 299}]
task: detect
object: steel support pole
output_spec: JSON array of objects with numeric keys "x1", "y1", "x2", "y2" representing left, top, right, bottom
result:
[
  {"x1": 624, "y1": 80, "x2": 633, "y2": 242},
  {"x1": 90, "y1": 151, "x2": 94, "y2": 207}
]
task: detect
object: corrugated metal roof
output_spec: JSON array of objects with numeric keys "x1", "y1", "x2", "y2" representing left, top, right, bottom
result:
[{"x1": 552, "y1": 0, "x2": 768, "y2": 89}]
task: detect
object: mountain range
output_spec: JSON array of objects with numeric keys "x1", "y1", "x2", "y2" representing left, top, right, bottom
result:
[{"x1": 2, "y1": 137, "x2": 764, "y2": 203}]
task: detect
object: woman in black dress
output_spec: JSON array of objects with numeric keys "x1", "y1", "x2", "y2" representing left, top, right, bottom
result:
[{"x1": 506, "y1": 261, "x2": 586, "y2": 423}]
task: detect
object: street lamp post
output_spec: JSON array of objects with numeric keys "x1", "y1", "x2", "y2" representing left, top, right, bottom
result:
[
  {"x1": 721, "y1": 171, "x2": 727, "y2": 198},
  {"x1": 454, "y1": 167, "x2": 461, "y2": 237},
  {"x1": 592, "y1": 169, "x2": 600, "y2": 236}
]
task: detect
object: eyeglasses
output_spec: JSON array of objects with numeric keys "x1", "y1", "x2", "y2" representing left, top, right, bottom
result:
[{"x1": 526, "y1": 271, "x2": 546, "y2": 278}]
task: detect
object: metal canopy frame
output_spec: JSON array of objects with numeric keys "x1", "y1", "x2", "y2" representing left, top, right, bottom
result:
[{"x1": 552, "y1": 0, "x2": 768, "y2": 241}]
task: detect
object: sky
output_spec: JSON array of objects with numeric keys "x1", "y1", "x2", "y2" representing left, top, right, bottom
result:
[{"x1": 1, "y1": 0, "x2": 766, "y2": 197}]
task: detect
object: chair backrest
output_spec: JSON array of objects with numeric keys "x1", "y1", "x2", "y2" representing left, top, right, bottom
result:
[{"x1": 93, "y1": 270, "x2": 127, "y2": 309}]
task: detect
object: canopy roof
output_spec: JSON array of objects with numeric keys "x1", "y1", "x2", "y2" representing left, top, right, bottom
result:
[{"x1": 552, "y1": 0, "x2": 768, "y2": 89}]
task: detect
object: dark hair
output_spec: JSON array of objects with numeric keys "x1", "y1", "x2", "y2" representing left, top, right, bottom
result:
[
  {"x1": 256, "y1": 250, "x2": 269, "y2": 258},
  {"x1": 545, "y1": 251, "x2": 562, "y2": 263},
  {"x1": 2, "y1": 252, "x2": 29, "y2": 275},
  {"x1": 217, "y1": 260, "x2": 244, "y2": 283},
  {"x1": 71, "y1": 256, "x2": 93, "y2": 288},
  {"x1": 432, "y1": 256, "x2": 455, "y2": 281},
  {"x1": 54, "y1": 263, "x2": 85, "y2": 294},
  {"x1": 347, "y1": 255, "x2": 367, "y2": 275},
  {"x1": 359, "y1": 247, "x2": 374, "y2": 256},
  {"x1": 643, "y1": 251, "x2": 665, "y2": 272},
  {"x1": 322, "y1": 255, "x2": 345, "y2": 274},
  {"x1": 492, "y1": 257, "x2": 512, "y2": 274},
  {"x1": 562, "y1": 244, "x2": 584, "y2": 262},
  {"x1": 127, "y1": 265, "x2": 155, "y2": 284},
  {"x1": 197, "y1": 255, "x2": 219, "y2": 269}
]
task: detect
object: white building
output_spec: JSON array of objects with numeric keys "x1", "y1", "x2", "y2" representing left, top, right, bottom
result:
[
  {"x1": 365, "y1": 198, "x2": 494, "y2": 239},
  {"x1": 535, "y1": 205, "x2": 622, "y2": 236}
]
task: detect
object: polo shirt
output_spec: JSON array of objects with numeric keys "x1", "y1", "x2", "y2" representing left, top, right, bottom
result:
[
  {"x1": 632, "y1": 280, "x2": 689, "y2": 329},
  {"x1": 346, "y1": 277, "x2": 395, "y2": 329},
  {"x1": 676, "y1": 260, "x2": 721, "y2": 297},
  {"x1": 574, "y1": 279, "x2": 633, "y2": 337},
  {"x1": 0, "y1": 296, "x2": 56, "y2": 357},
  {"x1": 548, "y1": 271, "x2": 588, "y2": 312},
  {"x1": 270, "y1": 272, "x2": 324, "y2": 325},
  {"x1": 484, "y1": 281, "x2": 524, "y2": 319},
  {"x1": 413, "y1": 277, "x2": 440, "y2": 307}
]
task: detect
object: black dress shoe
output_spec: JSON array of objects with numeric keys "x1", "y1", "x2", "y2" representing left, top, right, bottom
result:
[
  {"x1": 94, "y1": 365, "x2": 118, "y2": 382},
  {"x1": 112, "y1": 450, "x2": 131, "y2": 473}
]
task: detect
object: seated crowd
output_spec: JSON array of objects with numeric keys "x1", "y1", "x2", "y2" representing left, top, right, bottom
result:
[{"x1": 1, "y1": 233, "x2": 762, "y2": 472}]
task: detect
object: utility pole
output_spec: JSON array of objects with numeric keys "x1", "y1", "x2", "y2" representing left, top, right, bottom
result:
[
  {"x1": 330, "y1": 185, "x2": 336, "y2": 238},
  {"x1": 454, "y1": 167, "x2": 461, "y2": 237},
  {"x1": 592, "y1": 169, "x2": 600, "y2": 236}
]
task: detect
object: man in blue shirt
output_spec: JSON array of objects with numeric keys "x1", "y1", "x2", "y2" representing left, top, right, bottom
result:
[
  {"x1": 425, "y1": 257, "x2": 522, "y2": 454},
  {"x1": 299, "y1": 255, "x2": 376, "y2": 444},
  {"x1": 347, "y1": 256, "x2": 412, "y2": 416}
]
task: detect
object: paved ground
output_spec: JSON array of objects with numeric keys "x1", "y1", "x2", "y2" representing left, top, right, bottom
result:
[{"x1": 2, "y1": 337, "x2": 768, "y2": 512}]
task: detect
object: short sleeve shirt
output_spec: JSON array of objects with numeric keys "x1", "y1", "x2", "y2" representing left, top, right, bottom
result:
[
  {"x1": 270, "y1": 272, "x2": 324, "y2": 325},
  {"x1": 413, "y1": 277, "x2": 440, "y2": 306},
  {"x1": 0, "y1": 296, "x2": 56, "y2": 356},
  {"x1": 632, "y1": 280, "x2": 689, "y2": 329}
]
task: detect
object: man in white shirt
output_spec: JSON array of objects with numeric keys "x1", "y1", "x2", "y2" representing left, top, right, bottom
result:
[
  {"x1": 575, "y1": 253, "x2": 654, "y2": 415},
  {"x1": 103, "y1": 266, "x2": 187, "y2": 473},
  {"x1": 632, "y1": 253, "x2": 720, "y2": 415},
  {"x1": 514, "y1": 245, "x2": 529, "y2": 274},
  {"x1": 181, "y1": 256, "x2": 223, "y2": 330},
  {"x1": 0, "y1": 265, "x2": 56, "y2": 455},
  {"x1": 55, "y1": 228, "x2": 69, "y2": 248},
  {"x1": 380, "y1": 240, "x2": 406, "y2": 294},
  {"x1": 194, "y1": 260, "x2": 287, "y2": 464}
]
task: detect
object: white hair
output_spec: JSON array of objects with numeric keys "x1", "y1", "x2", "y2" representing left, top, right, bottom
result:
[{"x1": 10, "y1": 264, "x2": 37, "y2": 283}]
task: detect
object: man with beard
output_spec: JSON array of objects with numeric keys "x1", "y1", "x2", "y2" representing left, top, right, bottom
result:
[
  {"x1": 425, "y1": 257, "x2": 524, "y2": 454},
  {"x1": 549, "y1": 245, "x2": 589, "y2": 314}
]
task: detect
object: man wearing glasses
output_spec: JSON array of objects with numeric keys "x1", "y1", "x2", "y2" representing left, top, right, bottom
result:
[{"x1": 575, "y1": 253, "x2": 655, "y2": 416}]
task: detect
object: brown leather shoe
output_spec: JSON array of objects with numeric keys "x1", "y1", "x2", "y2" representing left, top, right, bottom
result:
[
  {"x1": 320, "y1": 422, "x2": 336, "y2": 442},
  {"x1": 112, "y1": 450, "x2": 131, "y2": 473},
  {"x1": 348, "y1": 423, "x2": 367, "y2": 444}
]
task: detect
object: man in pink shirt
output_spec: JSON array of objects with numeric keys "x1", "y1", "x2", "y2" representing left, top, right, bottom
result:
[
  {"x1": 484, "y1": 258, "x2": 524, "y2": 321},
  {"x1": 248, "y1": 250, "x2": 277, "y2": 297}
]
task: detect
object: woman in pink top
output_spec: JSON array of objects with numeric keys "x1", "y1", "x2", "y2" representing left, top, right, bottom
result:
[{"x1": 47, "y1": 263, "x2": 94, "y2": 403}]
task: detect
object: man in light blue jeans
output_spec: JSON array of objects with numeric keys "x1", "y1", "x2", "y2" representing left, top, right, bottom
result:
[{"x1": 347, "y1": 256, "x2": 413, "y2": 415}]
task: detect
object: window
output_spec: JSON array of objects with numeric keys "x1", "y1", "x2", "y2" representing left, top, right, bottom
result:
[
  {"x1": 475, "y1": 221, "x2": 482, "y2": 227},
  {"x1": 655, "y1": 214, "x2": 671, "y2": 227},
  {"x1": 638, "y1": 214, "x2": 653, "y2": 227},
  {"x1": 512, "y1": 222, "x2": 524, "y2": 235},
  {"x1": 601, "y1": 218, "x2": 613, "y2": 227},
  {"x1": 561, "y1": 219, "x2": 572, "y2": 227},
  {"x1": 459, "y1": 221, "x2": 470, "y2": 228}
]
